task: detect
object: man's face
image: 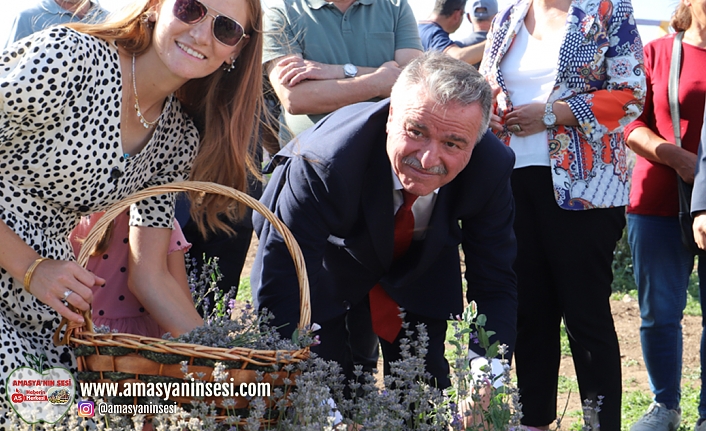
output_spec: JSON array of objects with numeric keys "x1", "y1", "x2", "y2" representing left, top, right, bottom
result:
[{"x1": 386, "y1": 85, "x2": 484, "y2": 197}]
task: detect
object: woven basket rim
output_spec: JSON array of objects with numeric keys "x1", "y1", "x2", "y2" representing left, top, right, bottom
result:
[{"x1": 53, "y1": 181, "x2": 311, "y2": 357}]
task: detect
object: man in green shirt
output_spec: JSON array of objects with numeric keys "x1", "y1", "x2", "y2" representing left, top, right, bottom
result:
[
  {"x1": 263, "y1": 0, "x2": 423, "y2": 143},
  {"x1": 4, "y1": 0, "x2": 106, "y2": 48}
]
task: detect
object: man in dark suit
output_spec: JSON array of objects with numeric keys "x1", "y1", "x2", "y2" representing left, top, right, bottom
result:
[{"x1": 251, "y1": 52, "x2": 517, "y2": 388}]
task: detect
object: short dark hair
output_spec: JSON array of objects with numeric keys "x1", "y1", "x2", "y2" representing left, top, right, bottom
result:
[{"x1": 433, "y1": 0, "x2": 467, "y2": 17}]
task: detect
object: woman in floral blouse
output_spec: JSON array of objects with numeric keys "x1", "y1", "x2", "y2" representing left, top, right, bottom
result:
[{"x1": 479, "y1": 0, "x2": 645, "y2": 429}]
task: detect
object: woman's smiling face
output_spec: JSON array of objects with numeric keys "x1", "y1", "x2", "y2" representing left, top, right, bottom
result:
[{"x1": 151, "y1": 0, "x2": 250, "y2": 80}]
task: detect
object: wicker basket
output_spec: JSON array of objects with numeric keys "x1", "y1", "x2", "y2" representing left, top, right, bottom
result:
[{"x1": 54, "y1": 181, "x2": 311, "y2": 424}]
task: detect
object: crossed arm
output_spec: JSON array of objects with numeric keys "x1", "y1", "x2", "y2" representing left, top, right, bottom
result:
[
  {"x1": 444, "y1": 40, "x2": 486, "y2": 66},
  {"x1": 268, "y1": 48, "x2": 422, "y2": 115}
]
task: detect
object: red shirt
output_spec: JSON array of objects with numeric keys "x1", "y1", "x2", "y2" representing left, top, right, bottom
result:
[{"x1": 626, "y1": 33, "x2": 706, "y2": 216}]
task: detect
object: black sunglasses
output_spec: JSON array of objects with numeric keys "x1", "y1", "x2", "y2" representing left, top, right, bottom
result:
[{"x1": 172, "y1": 0, "x2": 248, "y2": 47}]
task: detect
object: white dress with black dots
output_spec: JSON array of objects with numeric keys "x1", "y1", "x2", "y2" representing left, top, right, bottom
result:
[{"x1": 0, "y1": 27, "x2": 199, "y2": 417}]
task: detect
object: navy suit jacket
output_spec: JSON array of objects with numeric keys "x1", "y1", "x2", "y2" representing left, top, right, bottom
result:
[
  {"x1": 692, "y1": 104, "x2": 706, "y2": 215},
  {"x1": 251, "y1": 100, "x2": 518, "y2": 356}
]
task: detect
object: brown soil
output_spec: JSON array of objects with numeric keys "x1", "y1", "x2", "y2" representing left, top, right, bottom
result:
[{"x1": 241, "y1": 234, "x2": 703, "y2": 428}]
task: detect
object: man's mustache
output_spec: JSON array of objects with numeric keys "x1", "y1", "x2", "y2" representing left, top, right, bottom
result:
[{"x1": 402, "y1": 156, "x2": 447, "y2": 175}]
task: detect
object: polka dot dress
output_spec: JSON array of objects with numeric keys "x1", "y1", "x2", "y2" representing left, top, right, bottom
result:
[{"x1": 0, "y1": 27, "x2": 199, "y2": 419}]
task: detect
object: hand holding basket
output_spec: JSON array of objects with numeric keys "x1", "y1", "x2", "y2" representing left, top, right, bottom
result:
[{"x1": 53, "y1": 181, "x2": 311, "y2": 422}]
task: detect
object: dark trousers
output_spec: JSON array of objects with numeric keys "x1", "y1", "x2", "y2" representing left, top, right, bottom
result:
[
  {"x1": 313, "y1": 302, "x2": 450, "y2": 390},
  {"x1": 312, "y1": 297, "x2": 379, "y2": 383},
  {"x1": 346, "y1": 296, "x2": 380, "y2": 374},
  {"x1": 512, "y1": 167, "x2": 624, "y2": 430}
]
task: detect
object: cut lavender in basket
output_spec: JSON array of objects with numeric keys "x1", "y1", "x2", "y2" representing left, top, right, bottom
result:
[
  {"x1": 92, "y1": 324, "x2": 118, "y2": 334},
  {"x1": 175, "y1": 253, "x2": 319, "y2": 351},
  {"x1": 167, "y1": 307, "x2": 302, "y2": 351}
]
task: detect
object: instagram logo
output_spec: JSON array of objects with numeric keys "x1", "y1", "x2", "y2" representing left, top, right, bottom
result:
[{"x1": 77, "y1": 400, "x2": 94, "y2": 417}]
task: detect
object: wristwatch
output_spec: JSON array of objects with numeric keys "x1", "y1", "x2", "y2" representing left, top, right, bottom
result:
[
  {"x1": 542, "y1": 101, "x2": 557, "y2": 127},
  {"x1": 343, "y1": 63, "x2": 358, "y2": 78}
]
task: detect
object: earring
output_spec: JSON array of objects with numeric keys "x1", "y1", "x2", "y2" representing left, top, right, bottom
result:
[
  {"x1": 223, "y1": 57, "x2": 236, "y2": 72},
  {"x1": 141, "y1": 10, "x2": 156, "y2": 26}
]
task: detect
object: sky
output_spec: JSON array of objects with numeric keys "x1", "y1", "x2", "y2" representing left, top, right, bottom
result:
[{"x1": 0, "y1": 0, "x2": 682, "y2": 51}]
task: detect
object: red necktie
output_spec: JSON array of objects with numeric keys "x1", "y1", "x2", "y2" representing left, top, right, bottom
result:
[{"x1": 369, "y1": 190, "x2": 419, "y2": 343}]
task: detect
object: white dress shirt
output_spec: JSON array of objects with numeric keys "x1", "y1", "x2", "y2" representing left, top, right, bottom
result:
[{"x1": 392, "y1": 171, "x2": 438, "y2": 240}]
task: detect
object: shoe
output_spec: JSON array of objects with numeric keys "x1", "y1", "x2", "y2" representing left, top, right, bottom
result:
[
  {"x1": 695, "y1": 417, "x2": 706, "y2": 431},
  {"x1": 630, "y1": 403, "x2": 681, "y2": 431}
]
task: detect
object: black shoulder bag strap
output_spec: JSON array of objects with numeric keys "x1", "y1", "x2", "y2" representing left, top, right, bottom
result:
[{"x1": 668, "y1": 32, "x2": 704, "y2": 254}]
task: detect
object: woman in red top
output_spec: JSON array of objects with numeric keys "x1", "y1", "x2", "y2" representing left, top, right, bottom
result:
[{"x1": 624, "y1": 2, "x2": 706, "y2": 430}]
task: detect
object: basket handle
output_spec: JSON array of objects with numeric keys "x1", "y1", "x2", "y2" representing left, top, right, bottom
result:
[{"x1": 54, "y1": 181, "x2": 311, "y2": 345}]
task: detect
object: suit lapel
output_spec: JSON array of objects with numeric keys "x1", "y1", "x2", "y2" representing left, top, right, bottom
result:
[{"x1": 362, "y1": 144, "x2": 395, "y2": 270}]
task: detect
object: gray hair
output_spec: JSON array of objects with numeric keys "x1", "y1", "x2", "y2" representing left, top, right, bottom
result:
[{"x1": 391, "y1": 51, "x2": 492, "y2": 143}]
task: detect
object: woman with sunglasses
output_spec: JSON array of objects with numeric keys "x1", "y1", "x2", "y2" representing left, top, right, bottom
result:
[{"x1": 0, "y1": 0, "x2": 263, "y2": 418}]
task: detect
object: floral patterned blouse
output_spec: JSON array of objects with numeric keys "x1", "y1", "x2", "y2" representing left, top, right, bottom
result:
[{"x1": 480, "y1": 0, "x2": 646, "y2": 210}]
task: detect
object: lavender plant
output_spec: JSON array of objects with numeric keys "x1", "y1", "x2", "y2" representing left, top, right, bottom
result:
[
  {"x1": 28, "y1": 314, "x2": 525, "y2": 431},
  {"x1": 335, "y1": 321, "x2": 454, "y2": 430},
  {"x1": 186, "y1": 255, "x2": 235, "y2": 322},
  {"x1": 35, "y1": 260, "x2": 530, "y2": 431},
  {"x1": 447, "y1": 301, "x2": 523, "y2": 430}
]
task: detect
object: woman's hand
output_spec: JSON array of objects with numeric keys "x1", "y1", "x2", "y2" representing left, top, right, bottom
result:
[
  {"x1": 627, "y1": 127, "x2": 698, "y2": 183},
  {"x1": 489, "y1": 85, "x2": 504, "y2": 133},
  {"x1": 27, "y1": 259, "x2": 103, "y2": 324},
  {"x1": 670, "y1": 148, "x2": 698, "y2": 184},
  {"x1": 694, "y1": 212, "x2": 706, "y2": 250},
  {"x1": 503, "y1": 103, "x2": 547, "y2": 136}
]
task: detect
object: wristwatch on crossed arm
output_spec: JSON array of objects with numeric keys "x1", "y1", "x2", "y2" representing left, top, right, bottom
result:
[
  {"x1": 542, "y1": 101, "x2": 557, "y2": 128},
  {"x1": 343, "y1": 63, "x2": 358, "y2": 78}
]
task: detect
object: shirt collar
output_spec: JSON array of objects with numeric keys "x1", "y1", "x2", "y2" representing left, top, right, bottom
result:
[
  {"x1": 40, "y1": 0, "x2": 96, "y2": 16},
  {"x1": 40, "y1": 0, "x2": 70, "y2": 15},
  {"x1": 306, "y1": 0, "x2": 374, "y2": 11}
]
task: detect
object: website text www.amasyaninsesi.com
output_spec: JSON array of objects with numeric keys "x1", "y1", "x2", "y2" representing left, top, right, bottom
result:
[{"x1": 79, "y1": 379, "x2": 271, "y2": 401}]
